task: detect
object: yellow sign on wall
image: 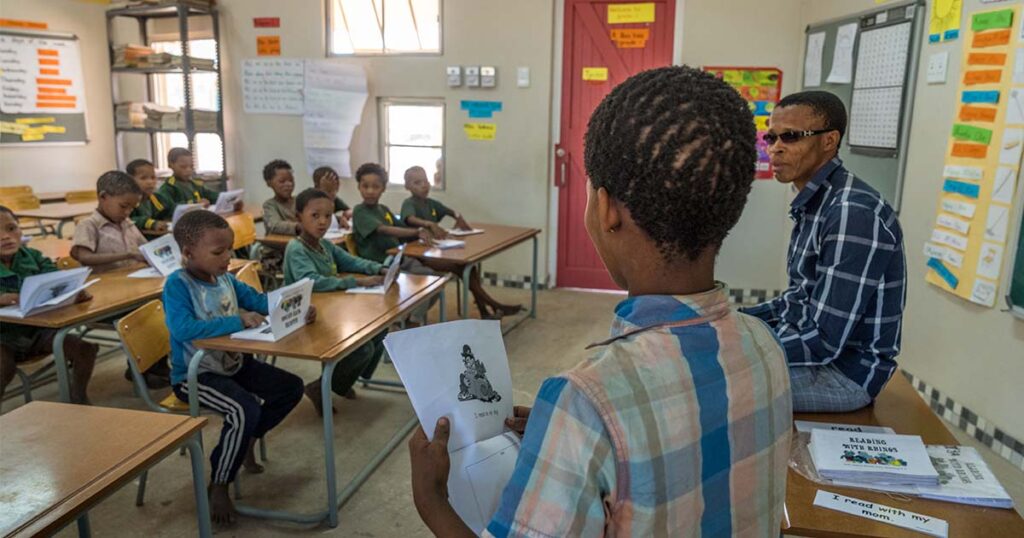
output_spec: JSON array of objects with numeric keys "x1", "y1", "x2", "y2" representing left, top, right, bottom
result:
[
  {"x1": 464, "y1": 122, "x2": 496, "y2": 141},
  {"x1": 582, "y1": 67, "x2": 609, "y2": 82},
  {"x1": 608, "y1": 3, "x2": 655, "y2": 24}
]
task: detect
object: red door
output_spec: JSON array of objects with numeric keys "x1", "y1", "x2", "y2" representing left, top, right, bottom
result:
[{"x1": 556, "y1": 0, "x2": 675, "y2": 289}]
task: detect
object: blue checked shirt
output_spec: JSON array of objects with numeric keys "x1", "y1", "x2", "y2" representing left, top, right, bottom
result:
[{"x1": 741, "y1": 158, "x2": 906, "y2": 397}]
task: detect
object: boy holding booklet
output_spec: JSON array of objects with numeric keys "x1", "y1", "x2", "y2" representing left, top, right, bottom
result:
[
  {"x1": 0, "y1": 206, "x2": 98, "y2": 404},
  {"x1": 71, "y1": 171, "x2": 148, "y2": 272},
  {"x1": 408, "y1": 66, "x2": 792, "y2": 536}
]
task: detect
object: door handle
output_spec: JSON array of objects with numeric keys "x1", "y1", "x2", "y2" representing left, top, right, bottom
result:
[{"x1": 555, "y1": 146, "x2": 567, "y2": 188}]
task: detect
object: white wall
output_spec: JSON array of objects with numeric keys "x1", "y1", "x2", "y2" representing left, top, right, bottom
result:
[
  {"x1": 0, "y1": 0, "x2": 116, "y2": 192},
  {"x1": 799, "y1": 0, "x2": 1024, "y2": 441}
]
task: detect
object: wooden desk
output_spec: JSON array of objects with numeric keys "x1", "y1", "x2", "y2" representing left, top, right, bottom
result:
[
  {"x1": 36, "y1": 191, "x2": 66, "y2": 204},
  {"x1": 0, "y1": 402, "x2": 211, "y2": 538},
  {"x1": 0, "y1": 260, "x2": 250, "y2": 402},
  {"x1": 26, "y1": 236, "x2": 72, "y2": 261},
  {"x1": 190, "y1": 273, "x2": 450, "y2": 528},
  {"x1": 401, "y1": 223, "x2": 541, "y2": 330},
  {"x1": 785, "y1": 372, "x2": 1024, "y2": 537},
  {"x1": 12, "y1": 202, "x2": 95, "y2": 238}
]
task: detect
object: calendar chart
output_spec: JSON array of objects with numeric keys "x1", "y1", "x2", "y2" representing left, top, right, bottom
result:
[{"x1": 849, "y1": 22, "x2": 913, "y2": 151}]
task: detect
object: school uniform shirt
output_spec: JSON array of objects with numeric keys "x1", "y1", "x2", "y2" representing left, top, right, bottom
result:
[
  {"x1": 130, "y1": 191, "x2": 175, "y2": 231},
  {"x1": 333, "y1": 196, "x2": 350, "y2": 213},
  {"x1": 71, "y1": 210, "x2": 148, "y2": 272},
  {"x1": 352, "y1": 203, "x2": 402, "y2": 263},
  {"x1": 486, "y1": 286, "x2": 792, "y2": 537},
  {"x1": 400, "y1": 196, "x2": 451, "y2": 225},
  {"x1": 0, "y1": 246, "x2": 57, "y2": 350},
  {"x1": 163, "y1": 269, "x2": 268, "y2": 386},
  {"x1": 283, "y1": 237, "x2": 383, "y2": 291},
  {"x1": 741, "y1": 158, "x2": 906, "y2": 398},
  {"x1": 157, "y1": 176, "x2": 219, "y2": 205},
  {"x1": 262, "y1": 197, "x2": 299, "y2": 236}
]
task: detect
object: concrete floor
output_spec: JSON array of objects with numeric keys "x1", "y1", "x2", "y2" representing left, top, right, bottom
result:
[{"x1": 3, "y1": 285, "x2": 1021, "y2": 536}]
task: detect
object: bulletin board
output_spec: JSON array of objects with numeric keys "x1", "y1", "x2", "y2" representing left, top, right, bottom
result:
[
  {"x1": 924, "y1": 4, "x2": 1023, "y2": 309},
  {"x1": 703, "y1": 66, "x2": 783, "y2": 180},
  {"x1": 803, "y1": 1, "x2": 925, "y2": 210},
  {"x1": 0, "y1": 28, "x2": 89, "y2": 146}
]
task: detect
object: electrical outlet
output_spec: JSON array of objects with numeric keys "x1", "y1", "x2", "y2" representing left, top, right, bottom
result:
[
  {"x1": 481, "y1": 66, "x2": 496, "y2": 88},
  {"x1": 927, "y1": 51, "x2": 949, "y2": 84},
  {"x1": 517, "y1": 67, "x2": 530, "y2": 88},
  {"x1": 465, "y1": 66, "x2": 480, "y2": 87},
  {"x1": 446, "y1": 66, "x2": 462, "y2": 87}
]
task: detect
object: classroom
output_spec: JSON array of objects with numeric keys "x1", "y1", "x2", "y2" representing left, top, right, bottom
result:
[{"x1": 1, "y1": 0, "x2": 1023, "y2": 536}]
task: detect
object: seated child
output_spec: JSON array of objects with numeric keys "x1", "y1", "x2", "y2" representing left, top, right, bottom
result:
[
  {"x1": 128, "y1": 158, "x2": 174, "y2": 234},
  {"x1": 312, "y1": 166, "x2": 353, "y2": 228},
  {"x1": 158, "y1": 147, "x2": 242, "y2": 211},
  {"x1": 70, "y1": 171, "x2": 148, "y2": 272},
  {"x1": 400, "y1": 165, "x2": 522, "y2": 319},
  {"x1": 261, "y1": 159, "x2": 299, "y2": 271},
  {"x1": 408, "y1": 66, "x2": 792, "y2": 536},
  {"x1": 284, "y1": 188, "x2": 389, "y2": 415},
  {"x1": 351, "y1": 163, "x2": 432, "y2": 271},
  {"x1": 0, "y1": 205, "x2": 98, "y2": 404},
  {"x1": 163, "y1": 209, "x2": 313, "y2": 527}
]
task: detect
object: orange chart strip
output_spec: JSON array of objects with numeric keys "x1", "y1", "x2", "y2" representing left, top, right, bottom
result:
[
  {"x1": 36, "y1": 102, "x2": 76, "y2": 109},
  {"x1": 37, "y1": 87, "x2": 66, "y2": 94},
  {"x1": 960, "y1": 105, "x2": 998, "y2": 122},
  {"x1": 38, "y1": 58, "x2": 59, "y2": 66},
  {"x1": 35, "y1": 78, "x2": 71, "y2": 86},
  {"x1": 39, "y1": 68, "x2": 59, "y2": 76},
  {"x1": 36, "y1": 49, "x2": 58, "y2": 56},
  {"x1": 967, "y1": 52, "x2": 1007, "y2": 66},
  {"x1": 972, "y1": 29, "x2": 1011, "y2": 47},
  {"x1": 36, "y1": 94, "x2": 76, "y2": 101},
  {"x1": 951, "y1": 142, "x2": 988, "y2": 159},
  {"x1": 963, "y1": 69, "x2": 1003, "y2": 85}
]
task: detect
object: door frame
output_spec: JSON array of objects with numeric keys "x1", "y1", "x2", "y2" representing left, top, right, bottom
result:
[{"x1": 546, "y1": 0, "x2": 686, "y2": 286}]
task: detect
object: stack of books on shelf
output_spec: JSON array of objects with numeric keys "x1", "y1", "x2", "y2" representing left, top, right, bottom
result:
[
  {"x1": 111, "y1": 44, "x2": 214, "y2": 70},
  {"x1": 115, "y1": 102, "x2": 148, "y2": 129},
  {"x1": 143, "y1": 104, "x2": 217, "y2": 131},
  {"x1": 113, "y1": 44, "x2": 155, "y2": 68}
]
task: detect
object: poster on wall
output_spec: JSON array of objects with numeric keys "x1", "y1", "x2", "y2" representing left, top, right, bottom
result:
[
  {"x1": 703, "y1": 67, "x2": 783, "y2": 180},
  {"x1": 925, "y1": 5, "x2": 1023, "y2": 308}
]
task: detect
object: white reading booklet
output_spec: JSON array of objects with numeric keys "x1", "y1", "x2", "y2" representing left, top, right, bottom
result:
[
  {"x1": 448, "y1": 228, "x2": 484, "y2": 237},
  {"x1": 213, "y1": 189, "x2": 245, "y2": 214},
  {"x1": 346, "y1": 245, "x2": 402, "y2": 295},
  {"x1": 384, "y1": 320, "x2": 519, "y2": 535},
  {"x1": 0, "y1": 267, "x2": 98, "y2": 318},
  {"x1": 810, "y1": 430, "x2": 939, "y2": 486},
  {"x1": 231, "y1": 278, "x2": 313, "y2": 342},
  {"x1": 171, "y1": 203, "x2": 204, "y2": 226},
  {"x1": 794, "y1": 420, "x2": 895, "y2": 435},
  {"x1": 129, "y1": 233, "x2": 182, "y2": 278},
  {"x1": 431, "y1": 239, "x2": 466, "y2": 250}
]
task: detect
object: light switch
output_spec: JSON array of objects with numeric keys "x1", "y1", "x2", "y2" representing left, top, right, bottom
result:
[
  {"x1": 481, "y1": 66, "x2": 496, "y2": 88},
  {"x1": 446, "y1": 66, "x2": 462, "y2": 87},
  {"x1": 465, "y1": 66, "x2": 480, "y2": 87},
  {"x1": 927, "y1": 51, "x2": 949, "y2": 84},
  {"x1": 517, "y1": 66, "x2": 530, "y2": 88}
]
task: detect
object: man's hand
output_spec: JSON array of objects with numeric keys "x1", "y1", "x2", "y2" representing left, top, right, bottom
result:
[
  {"x1": 408, "y1": 418, "x2": 476, "y2": 537},
  {"x1": 504, "y1": 405, "x2": 532, "y2": 435},
  {"x1": 75, "y1": 290, "x2": 92, "y2": 304},
  {"x1": 239, "y1": 310, "x2": 266, "y2": 328},
  {"x1": 0, "y1": 293, "x2": 19, "y2": 306},
  {"x1": 305, "y1": 305, "x2": 317, "y2": 324}
]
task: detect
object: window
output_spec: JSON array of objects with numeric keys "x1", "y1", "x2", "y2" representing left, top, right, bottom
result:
[
  {"x1": 151, "y1": 39, "x2": 223, "y2": 173},
  {"x1": 327, "y1": 0, "x2": 441, "y2": 55},
  {"x1": 380, "y1": 99, "x2": 444, "y2": 188}
]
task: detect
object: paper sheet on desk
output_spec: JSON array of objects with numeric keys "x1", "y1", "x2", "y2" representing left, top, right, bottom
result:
[{"x1": 0, "y1": 273, "x2": 97, "y2": 318}]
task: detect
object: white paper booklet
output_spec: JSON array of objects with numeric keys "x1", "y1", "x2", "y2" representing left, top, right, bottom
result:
[
  {"x1": 0, "y1": 268, "x2": 97, "y2": 318},
  {"x1": 794, "y1": 420, "x2": 895, "y2": 435},
  {"x1": 448, "y1": 228, "x2": 484, "y2": 237},
  {"x1": 171, "y1": 203, "x2": 204, "y2": 226},
  {"x1": 129, "y1": 233, "x2": 182, "y2": 278},
  {"x1": 324, "y1": 214, "x2": 350, "y2": 240},
  {"x1": 212, "y1": 189, "x2": 244, "y2": 214},
  {"x1": 432, "y1": 239, "x2": 466, "y2": 250},
  {"x1": 230, "y1": 278, "x2": 313, "y2": 342},
  {"x1": 346, "y1": 245, "x2": 402, "y2": 295},
  {"x1": 810, "y1": 430, "x2": 939, "y2": 486},
  {"x1": 384, "y1": 320, "x2": 520, "y2": 535}
]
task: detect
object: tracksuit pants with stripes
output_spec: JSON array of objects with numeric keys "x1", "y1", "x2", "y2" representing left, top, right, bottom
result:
[{"x1": 173, "y1": 357, "x2": 303, "y2": 485}]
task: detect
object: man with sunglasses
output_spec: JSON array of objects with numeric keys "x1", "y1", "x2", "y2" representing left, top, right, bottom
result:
[{"x1": 742, "y1": 91, "x2": 906, "y2": 413}]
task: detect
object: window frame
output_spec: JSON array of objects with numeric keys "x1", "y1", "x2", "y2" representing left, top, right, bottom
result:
[
  {"x1": 324, "y1": 0, "x2": 444, "y2": 57},
  {"x1": 378, "y1": 97, "x2": 447, "y2": 190}
]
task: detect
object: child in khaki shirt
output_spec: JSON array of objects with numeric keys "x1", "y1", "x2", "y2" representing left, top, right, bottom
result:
[{"x1": 71, "y1": 171, "x2": 148, "y2": 272}]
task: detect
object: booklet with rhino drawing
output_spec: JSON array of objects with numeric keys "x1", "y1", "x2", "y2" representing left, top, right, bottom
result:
[
  {"x1": 384, "y1": 320, "x2": 520, "y2": 535},
  {"x1": 230, "y1": 278, "x2": 313, "y2": 342},
  {"x1": 0, "y1": 267, "x2": 97, "y2": 318},
  {"x1": 129, "y1": 233, "x2": 182, "y2": 278}
]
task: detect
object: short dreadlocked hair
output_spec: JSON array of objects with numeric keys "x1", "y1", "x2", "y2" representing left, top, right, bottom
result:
[
  {"x1": 96, "y1": 170, "x2": 144, "y2": 197},
  {"x1": 263, "y1": 159, "x2": 292, "y2": 182},
  {"x1": 584, "y1": 65, "x2": 757, "y2": 261},
  {"x1": 355, "y1": 162, "x2": 388, "y2": 185},
  {"x1": 173, "y1": 208, "x2": 230, "y2": 249},
  {"x1": 777, "y1": 90, "x2": 847, "y2": 144}
]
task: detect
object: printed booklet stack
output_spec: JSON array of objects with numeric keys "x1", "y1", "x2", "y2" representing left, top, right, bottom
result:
[{"x1": 810, "y1": 430, "x2": 939, "y2": 487}]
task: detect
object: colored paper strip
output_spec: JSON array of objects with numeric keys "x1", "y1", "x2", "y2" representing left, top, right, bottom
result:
[
  {"x1": 460, "y1": 100, "x2": 503, "y2": 119},
  {"x1": 961, "y1": 90, "x2": 999, "y2": 104},
  {"x1": 972, "y1": 29, "x2": 1011, "y2": 48},
  {"x1": 928, "y1": 258, "x2": 960, "y2": 289},
  {"x1": 943, "y1": 178, "x2": 981, "y2": 198},
  {"x1": 608, "y1": 2, "x2": 655, "y2": 24},
  {"x1": 971, "y1": 9, "x2": 1013, "y2": 31},
  {"x1": 36, "y1": 49, "x2": 58, "y2": 56},
  {"x1": 959, "y1": 105, "x2": 997, "y2": 122},
  {"x1": 966, "y1": 52, "x2": 1006, "y2": 66},
  {"x1": 35, "y1": 78, "x2": 71, "y2": 86},
  {"x1": 36, "y1": 87, "x2": 65, "y2": 95},
  {"x1": 36, "y1": 102, "x2": 76, "y2": 108},
  {"x1": 21, "y1": 133, "x2": 45, "y2": 141},
  {"x1": 951, "y1": 123, "x2": 993, "y2": 144},
  {"x1": 582, "y1": 67, "x2": 609, "y2": 81},
  {"x1": 15, "y1": 117, "x2": 55, "y2": 124},
  {"x1": 464, "y1": 122, "x2": 497, "y2": 141},
  {"x1": 36, "y1": 94, "x2": 76, "y2": 102},
  {"x1": 38, "y1": 58, "x2": 58, "y2": 66},
  {"x1": 39, "y1": 68, "x2": 59, "y2": 76},
  {"x1": 0, "y1": 18, "x2": 48, "y2": 30},
  {"x1": 253, "y1": 17, "x2": 281, "y2": 28},
  {"x1": 963, "y1": 69, "x2": 1002, "y2": 85},
  {"x1": 951, "y1": 142, "x2": 988, "y2": 158}
]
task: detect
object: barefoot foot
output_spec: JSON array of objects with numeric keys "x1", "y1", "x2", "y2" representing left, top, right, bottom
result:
[
  {"x1": 208, "y1": 484, "x2": 239, "y2": 528},
  {"x1": 243, "y1": 439, "x2": 264, "y2": 474},
  {"x1": 305, "y1": 380, "x2": 336, "y2": 417}
]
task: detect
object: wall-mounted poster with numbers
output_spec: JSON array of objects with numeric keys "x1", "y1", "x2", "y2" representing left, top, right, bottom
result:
[
  {"x1": 0, "y1": 29, "x2": 88, "y2": 145},
  {"x1": 703, "y1": 66, "x2": 783, "y2": 180},
  {"x1": 848, "y1": 21, "x2": 912, "y2": 151}
]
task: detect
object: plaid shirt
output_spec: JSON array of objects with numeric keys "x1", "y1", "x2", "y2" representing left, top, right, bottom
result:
[
  {"x1": 741, "y1": 158, "x2": 906, "y2": 397},
  {"x1": 486, "y1": 286, "x2": 792, "y2": 537}
]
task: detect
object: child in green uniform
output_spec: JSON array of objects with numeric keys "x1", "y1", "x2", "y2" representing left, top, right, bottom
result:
[
  {"x1": 351, "y1": 163, "x2": 433, "y2": 264},
  {"x1": 0, "y1": 206, "x2": 98, "y2": 404},
  {"x1": 128, "y1": 159, "x2": 174, "y2": 233},
  {"x1": 158, "y1": 147, "x2": 241, "y2": 211},
  {"x1": 284, "y1": 188, "x2": 389, "y2": 415},
  {"x1": 400, "y1": 166, "x2": 521, "y2": 319},
  {"x1": 312, "y1": 166, "x2": 352, "y2": 228}
]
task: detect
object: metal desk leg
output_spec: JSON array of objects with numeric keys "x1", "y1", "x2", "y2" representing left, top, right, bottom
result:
[
  {"x1": 75, "y1": 513, "x2": 91, "y2": 537},
  {"x1": 56, "y1": 218, "x2": 71, "y2": 239},
  {"x1": 52, "y1": 326, "x2": 73, "y2": 402},
  {"x1": 322, "y1": 360, "x2": 340, "y2": 528},
  {"x1": 439, "y1": 284, "x2": 447, "y2": 323},
  {"x1": 185, "y1": 434, "x2": 213, "y2": 538},
  {"x1": 530, "y1": 235, "x2": 538, "y2": 319},
  {"x1": 461, "y1": 264, "x2": 474, "y2": 320}
]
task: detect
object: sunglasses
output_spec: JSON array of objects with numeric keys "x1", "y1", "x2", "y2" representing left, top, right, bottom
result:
[{"x1": 762, "y1": 129, "x2": 834, "y2": 145}]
